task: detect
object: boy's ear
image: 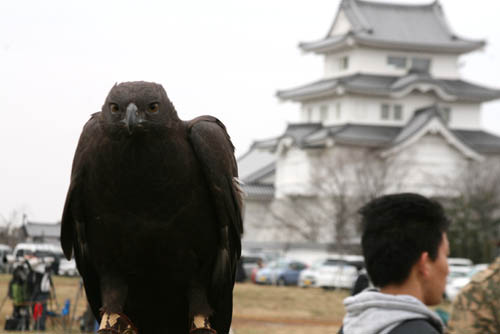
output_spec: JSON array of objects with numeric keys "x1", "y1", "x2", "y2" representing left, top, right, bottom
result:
[{"x1": 416, "y1": 252, "x2": 431, "y2": 278}]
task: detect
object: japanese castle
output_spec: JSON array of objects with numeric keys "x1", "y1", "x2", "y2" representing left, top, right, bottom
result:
[{"x1": 238, "y1": 0, "x2": 500, "y2": 245}]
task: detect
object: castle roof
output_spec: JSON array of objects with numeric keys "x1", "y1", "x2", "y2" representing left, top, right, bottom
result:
[
  {"x1": 277, "y1": 73, "x2": 500, "y2": 102},
  {"x1": 239, "y1": 108, "x2": 500, "y2": 197},
  {"x1": 300, "y1": 0, "x2": 484, "y2": 54}
]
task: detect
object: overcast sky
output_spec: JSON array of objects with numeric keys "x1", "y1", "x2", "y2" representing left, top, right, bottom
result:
[{"x1": 1, "y1": 0, "x2": 500, "y2": 223}]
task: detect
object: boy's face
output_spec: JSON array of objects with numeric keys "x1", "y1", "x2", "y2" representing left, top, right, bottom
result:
[{"x1": 423, "y1": 232, "x2": 450, "y2": 305}]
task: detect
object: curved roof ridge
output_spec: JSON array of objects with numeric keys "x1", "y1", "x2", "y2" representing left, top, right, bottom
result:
[
  {"x1": 354, "y1": 0, "x2": 437, "y2": 9},
  {"x1": 302, "y1": 0, "x2": 484, "y2": 55},
  {"x1": 329, "y1": 123, "x2": 352, "y2": 136},
  {"x1": 383, "y1": 104, "x2": 483, "y2": 160},
  {"x1": 391, "y1": 105, "x2": 438, "y2": 145},
  {"x1": 343, "y1": 0, "x2": 372, "y2": 32},
  {"x1": 277, "y1": 73, "x2": 500, "y2": 102}
]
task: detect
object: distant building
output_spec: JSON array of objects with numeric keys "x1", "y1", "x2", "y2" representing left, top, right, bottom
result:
[
  {"x1": 239, "y1": 0, "x2": 500, "y2": 247},
  {"x1": 21, "y1": 221, "x2": 60, "y2": 245}
]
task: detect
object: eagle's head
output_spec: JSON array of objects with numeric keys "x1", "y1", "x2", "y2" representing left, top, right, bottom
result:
[{"x1": 101, "y1": 81, "x2": 179, "y2": 135}]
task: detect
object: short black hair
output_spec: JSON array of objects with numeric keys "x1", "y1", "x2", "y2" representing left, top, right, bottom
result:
[{"x1": 360, "y1": 193, "x2": 449, "y2": 288}]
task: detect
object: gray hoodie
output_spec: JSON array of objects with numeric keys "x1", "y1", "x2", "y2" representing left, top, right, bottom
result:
[{"x1": 342, "y1": 290, "x2": 444, "y2": 334}]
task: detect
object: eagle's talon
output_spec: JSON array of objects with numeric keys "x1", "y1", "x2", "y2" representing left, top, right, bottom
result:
[
  {"x1": 190, "y1": 315, "x2": 216, "y2": 334},
  {"x1": 99, "y1": 312, "x2": 138, "y2": 334}
]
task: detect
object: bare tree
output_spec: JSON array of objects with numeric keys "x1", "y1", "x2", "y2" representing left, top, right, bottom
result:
[
  {"x1": 0, "y1": 210, "x2": 25, "y2": 247},
  {"x1": 442, "y1": 161, "x2": 500, "y2": 263},
  {"x1": 316, "y1": 148, "x2": 406, "y2": 249},
  {"x1": 271, "y1": 147, "x2": 406, "y2": 249},
  {"x1": 270, "y1": 195, "x2": 329, "y2": 242}
]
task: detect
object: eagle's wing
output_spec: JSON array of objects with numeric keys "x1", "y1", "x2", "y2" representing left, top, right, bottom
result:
[
  {"x1": 187, "y1": 116, "x2": 243, "y2": 288},
  {"x1": 61, "y1": 112, "x2": 102, "y2": 319}
]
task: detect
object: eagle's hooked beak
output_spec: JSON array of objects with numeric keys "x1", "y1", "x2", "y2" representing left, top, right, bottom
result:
[{"x1": 125, "y1": 103, "x2": 138, "y2": 135}]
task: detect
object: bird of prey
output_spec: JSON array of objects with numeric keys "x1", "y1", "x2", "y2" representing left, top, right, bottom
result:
[{"x1": 60, "y1": 81, "x2": 243, "y2": 334}]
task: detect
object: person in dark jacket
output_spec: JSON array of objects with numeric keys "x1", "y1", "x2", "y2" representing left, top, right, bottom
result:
[
  {"x1": 8, "y1": 264, "x2": 31, "y2": 328},
  {"x1": 339, "y1": 193, "x2": 450, "y2": 334},
  {"x1": 351, "y1": 268, "x2": 370, "y2": 296},
  {"x1": 30, "y1": 262, "x2": 53, "y2": 331}
]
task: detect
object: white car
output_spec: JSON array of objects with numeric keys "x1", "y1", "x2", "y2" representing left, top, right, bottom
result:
[
  {"x1": 299, "y1": 255, "x2": 363, "y2": 289},
  {"x1": 445, "y1": 263, "x2": 488, "y2": 301},
  {"x1": 58, "y1": 258, "x2": 79, "y2": 276},
  {"x1": 298, "y1": 259, "x2": 329, "y2": 288},
  {"x1": 317, "y1": 262, "x2": 358, "y2": 289},
  {"x1": 446, "y1": 257, "x2": 474, "y2": 290}
]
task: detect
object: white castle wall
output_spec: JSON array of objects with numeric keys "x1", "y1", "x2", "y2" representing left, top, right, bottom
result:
[
  {"x1": 274, "y1": 132, "x2": 471, "y2": 199},
  {"x1": 301, "y1": 95, "x2": 481, "y2": 129},
  {"x1": 324, "y1": 47, "x2": 460, "y2": 79}
]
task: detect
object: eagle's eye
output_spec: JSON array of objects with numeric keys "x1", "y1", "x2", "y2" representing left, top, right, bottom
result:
[
  {"x1": 109, "y1": 103, "x2": 120, "y2": 113},
  {"x1": 148, "y1": 103, "x2": 160, "y2": 113}
]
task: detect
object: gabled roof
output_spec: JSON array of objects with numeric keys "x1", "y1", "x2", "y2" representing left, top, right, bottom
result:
[
  {"x1": 277, "y1": 73, "x2": 500, "y2": 102},
  {"x1": 381, "y1": 105, "x2": 484, "y2": 160},
  {"x1": 300, "y1": 0, "x2": 484, "y2": 54},
  {"x1": 238, "y1": 111, "x2": 500, "y2": 188}
]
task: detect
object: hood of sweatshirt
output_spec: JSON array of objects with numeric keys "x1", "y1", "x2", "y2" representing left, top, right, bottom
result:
[{"x1": 342, "y1": 290, "x2": 444, "y2": 334}]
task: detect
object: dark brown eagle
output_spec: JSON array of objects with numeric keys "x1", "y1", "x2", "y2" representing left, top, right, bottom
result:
[{"x1": 60, "y1": 81, "x2": 243, "y2": 334}]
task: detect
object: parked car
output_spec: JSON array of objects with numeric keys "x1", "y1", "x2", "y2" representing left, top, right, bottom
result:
[
  {"x1": 316, "y1": 260, "x2": 359, "y2": 290},
  {"x1": 242, "y1": 249, "x2": 280, "y2": 283},
  {"x1": 445, "y1": 263, "x2": 489, "y2": 301},
  {"x1": 448, "y1": 257, "x2": 473, "y2": 274},
  {"x1": 298, "y1": 258, "x2": 336, "y2": 288},
  {"x1": 255, "y1": 259, "x2": 307, "y2": 286},
  {"x1": 58, "y1": 258, "x2": 79, "y2": 276},
  {"x1": 298, "y1": 254, "x2": 364, "y2": 289}
]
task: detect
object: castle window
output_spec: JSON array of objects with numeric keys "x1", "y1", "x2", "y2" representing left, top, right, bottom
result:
[
  {"x1": 411, "y1": 57, "x2": 431, "y2": 73},
  {"x1": 339, "y1": 56, "x2": 349, "y2": 70},
  {"x1": 394, "y1": 105, "x2": 403, "y2": 120},
  {"x1": 381, "y1": 104, "x2": 390, "y2": 120},
  {"x1": 388, "y1": 56, "x2": 407, "y2": 69},
  {"x1": 320, "y1": 105, "x2": 329, "y2": 121},
  {"x1": 381, "y1": 104, "x2": 404, "y2": 121}
]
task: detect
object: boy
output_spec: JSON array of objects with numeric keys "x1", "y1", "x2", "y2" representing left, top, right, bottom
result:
[{"x1": 340, "y1": 193, "x2": 450, "y2": 334}]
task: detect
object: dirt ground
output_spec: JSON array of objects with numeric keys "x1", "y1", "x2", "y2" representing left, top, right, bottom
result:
[{"x1": 0, "y1": 275, "x2": 450, "y2": 334}]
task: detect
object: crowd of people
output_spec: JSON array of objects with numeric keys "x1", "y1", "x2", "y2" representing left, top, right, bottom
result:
[{"x1": 5, "y1": 257, "x2": 54, "y2": 331}]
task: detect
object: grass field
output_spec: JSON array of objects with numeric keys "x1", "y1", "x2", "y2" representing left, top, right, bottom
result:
[{"x1": 0, "y1": 274, "x2": 450, "y2": 333}]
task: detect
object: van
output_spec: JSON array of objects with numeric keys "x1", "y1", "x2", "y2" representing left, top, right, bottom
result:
[{"x1": 6, "y1": 243, "x2": 63, "y2": 272}]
